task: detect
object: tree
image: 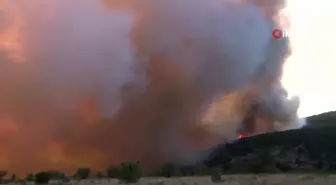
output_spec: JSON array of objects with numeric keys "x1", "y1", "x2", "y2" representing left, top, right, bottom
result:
[
  {"x1": 47, "y1": 170, "x2": 65, "y2": 180},
  {"x1": 193, "y1": 164, "x2": 210, "y2": 176},
  {"x1": 250, "y1": 150, "x2": 275, "y2": 173},
  {"x1": 76, "y1": 168, "x2": 91, "y2": 179},
  {"x1": 11, "y1": 174, "x2": 16, "y2": 182},
  {"x1": 106, "y1": 165, "x2": 119, "y2": 178},
  {"x1": 25, "y1": 173, "x2": 34, "y2": 181},
  {"x1": 0, "y1": 171, "x2": 7, "y2": 180},
  {"x1": 117, "y1": 162, "x2": 142, "y2": 183},
  {"x1": 160, "y1": 163, "x2": 182, "y2": 177},
  {"x1": 96, "y1": 172, "x2": 104, "y2": 178},
  {"x1": 276, "y1": 162, "x2": 291, "y2": 172},
  {"x1": 35, "y1": 172, "x2": 50, "y2": 184}
]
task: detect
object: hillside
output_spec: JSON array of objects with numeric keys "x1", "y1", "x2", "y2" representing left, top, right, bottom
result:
[
  {"x1": 203, "y1": 111, "x2": 336, "y2": 173},
  {"x1": 306, "y1": 111, "x2": 336, "y2": 128}
]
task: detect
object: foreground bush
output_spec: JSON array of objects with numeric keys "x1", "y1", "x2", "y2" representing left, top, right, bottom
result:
[
  {"x1": 0, "y1": 171, "x2": 7, "y2": 181},
  {"x1": 47, "y1": 170, "x2": 66, "y2": 180},
  {"x1": 75, "y1": 168, "x2": 91, "y2": 179},
  {"x1": 34, "y1": 172, "x2": 50, "y2": 184},
  {"x1": 25, "y1": 173, "x2": 34, "y2": 181},
  {"x1": 10, "y1": 174, "x2": 16, "y2": 182},
  {"x1": 193, "y1": 164, "x2": 210, "y2": 176},
  {"x1": 117, "y1": 162, "x2": 142, "y2": 183},
  {"x1": 106, "y1": 165, "x2": 119, "y2": 178},
  {"x1": 159, "y1": 163, "x2": 183, "y2": 177},
  {"x1": 210, "y1": 167, "x2": 222, "y2": 183}
]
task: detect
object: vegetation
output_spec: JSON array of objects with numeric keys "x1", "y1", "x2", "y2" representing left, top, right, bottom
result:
[
  {"x1": 47, "y1": 170, "x2": 66, "y2": 180},
  {"x1": 159, "y1": 163, "x2": 183, "y2": 177},
  {"x1": 106, "y1": 165, "x2": 119, "y2": 178},
  {"x1": 117, "y1": 162, "x2": 142, "y2": 183},
  {"x1": 1, "y1": 112, "x2": 335, "y2": 182},
  {"x1": 25, "y1": 173, "x2": 34, "y2": 181},
  {"x1": 10, "y1": 174, "x2": 16, "y2": 182},
  {"x1": 96, "y1": 172, "x2": 104, "y2": 178},
  {"x1": 34, "y1": 172, "x2": 50, "y2": 184},
  {"x1": 75, "y1": 168, "x2": 91, "y2": 179},
  {"x1": 0, "y1": 171, "x2": 7, "y2": 180},
  {"x1": 210, "y1": 167, "x2": 222, "y2": 182},
  {"x1": 193, "y1": 164, "x2": 210, "y2": 176}
]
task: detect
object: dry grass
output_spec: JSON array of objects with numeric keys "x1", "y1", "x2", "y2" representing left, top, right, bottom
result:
[{"x1": 4, "y1": 174, "x2": 336, "y2": 185}]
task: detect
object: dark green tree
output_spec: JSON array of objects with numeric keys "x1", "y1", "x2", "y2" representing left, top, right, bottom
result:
[
  {"x1": 160, "y1": 163, "x2": 182, "y2": 177},
  {"x1": 193, "y1": 164, "x2": 210, "y2": 176},
  {"x1": 10, "y1": 174, "x2": 16, "y2": 182},
  {"x1": 34, "y1": 172, "x2": 50, "y2": 184},
  {"x1": 96, "y1": 172, "x2": 104, "y2": 178},
  {"x1": 106, "y1": 165, "x2": 119, "y2": 178},
  {"x1": 0, "y1": 171, "x2": 7, "y2": 181},
  {"x1": 276, "y1": 163, "x2": 291, "y2": 172},
  {"x1": 25, "y1": 173, "x2": 34, "y2": 181},
  {"x1": 47, "y1": 170, "x2": 65, "y2": 180},
  {"x1": 117, "y1": 162, "x2": 142, "y2": 183},
  {"x1": 75, "y1": 168, "x2": 91, "y2": 179}
]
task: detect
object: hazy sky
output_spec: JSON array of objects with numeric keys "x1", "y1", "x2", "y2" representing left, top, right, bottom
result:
[{"x1": 282, "y1": 0, "x2": 336, "y2": 117}]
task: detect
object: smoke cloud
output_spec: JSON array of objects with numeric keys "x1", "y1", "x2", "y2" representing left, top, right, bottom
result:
[{"x1": 0, "y1": 0, "x2": 303, "y2": 175}]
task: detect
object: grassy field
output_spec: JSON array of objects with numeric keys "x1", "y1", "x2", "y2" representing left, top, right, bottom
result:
[{"x1": 5, "y1": 174, "x2": 336, "y2": 185}]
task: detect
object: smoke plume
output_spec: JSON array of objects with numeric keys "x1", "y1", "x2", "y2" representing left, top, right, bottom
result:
[{"x1": 0, "y1": 0, "x2": 303, "y2": 175}]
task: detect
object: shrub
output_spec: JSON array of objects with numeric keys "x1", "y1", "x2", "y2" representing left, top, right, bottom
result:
[
  {"x1": 16, "y1": 179, "x2": 26, "y2": 185},
  {"x1": 0, "y1": 171, "x2": 7, "y2": 180},
  {"x1": 76, "y1": 168, "x2": 91, "y2": 179},
  {"x1": 25, "y1": 173, "x2": 34, "y2": 181},
  {"x1": 193, "y1": 164, "x2": 210, "y2": 176},
  {"x1": 96, "y1": 172, "x2": 104, "y2": 178},
  {"x1": 34, "y1": 172, "x2": 50, "y2": 184},
  {"x1": 160, "y1": 163, "x2": 183, "y2": 177},
  {"x1": 10, "y1": 174, "x2": 16, "y2": 182},
  {"x1": 250, "y1": 163, "x2": 265, "y2": 173},
  {"x1": 47, "y1": 170, "x2": 66, "y2": 180},
  {"x1": 106, "y1": 165, "x2": 119, "y2": 178},
  {"x1": 210, "y1": 167, "x2": 222, "y2": 183},
  {"x1": 276, "y1": 163, "x2": 291, "y2": 172},
  {"x1": 117, "y1": 161, "x2": 142, "y2": 183}
]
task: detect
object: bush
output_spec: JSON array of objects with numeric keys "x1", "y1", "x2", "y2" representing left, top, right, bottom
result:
[
  {"x1": 210, "y1": 167, "x2": 222, "y2": 183},
  {"x1": 160, "y1": 163, "x2": 183, "y2": 177},
  {"x1": 25, "y1": 173, "x2": 34, "y2": 181},
  {"x1": 10, "y1": 174, "x2": 16, "y2": 182},
  {"x1": 117, "y1": 162, "x2": 142, "y2": 183},
  {"x1": 47, "y1": 170, "x2": 66, "y2": 180},
  {"x1": 250, "y1": 163, "x2": 266, "y2": 173},
  {"x1": 16, "y1": 179, "x2": 26, "y2": 185},
  {"x1": 76, "y1": 168, "x2": 91, "y2": 179},
  {"x1": 106, "y1": 165, "x2": 119, "y2": 178},
  {"x1": 0, "y1": 171, "x2": 7, "y2": 180},
  {"x1": 96, "y1": 172, "x2": 104, "y2": 178},
  {"x1": 193, "y1": 164, "x2": 210, "y2": 176},
  {"x1": 276, "y1": 163, "x2": 291, "y2": 172},
  {"x1": 34, "y1": 172, "x2": 50, "y2": 184}
]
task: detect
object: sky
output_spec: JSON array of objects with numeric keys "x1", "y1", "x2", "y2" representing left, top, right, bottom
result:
[{"x1": 282, "y1": 0, "x2": 336, "y2": 117}]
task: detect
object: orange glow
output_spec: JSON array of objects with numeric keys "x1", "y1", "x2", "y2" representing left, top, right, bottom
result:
[{"x1": 238, "y1": 134, "x2": 245, "y2": 139}]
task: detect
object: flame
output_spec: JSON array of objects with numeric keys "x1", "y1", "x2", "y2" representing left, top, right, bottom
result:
[{"x1": 238, "y1": 134, "x2": 245, "y2": 139}]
